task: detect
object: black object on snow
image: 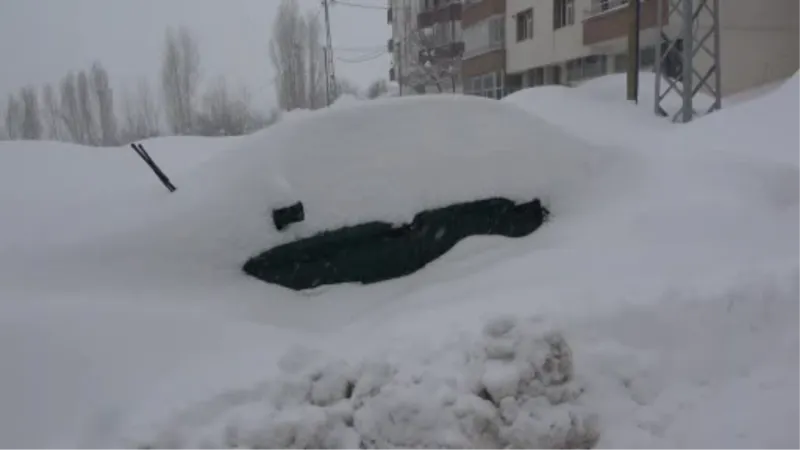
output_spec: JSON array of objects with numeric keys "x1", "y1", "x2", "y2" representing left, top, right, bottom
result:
[
  {"x1": 273, "y1": 202, "x2": 305, "y2": 231},
  {"x1": 243, "y1": 197, "x2": 549, "y2": 291},
  {"x1": 131, "y1": 143, "x2": 177, "y2": 192}
]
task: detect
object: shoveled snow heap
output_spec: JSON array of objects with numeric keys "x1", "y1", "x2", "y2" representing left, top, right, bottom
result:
[{"x1": 133, "y1": 317, "x2": 598, "y2": 449}]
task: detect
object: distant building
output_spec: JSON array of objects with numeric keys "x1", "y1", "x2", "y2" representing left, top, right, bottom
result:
[{"x1": 456, "y1": 0, "x2": 798, "y2": 99}]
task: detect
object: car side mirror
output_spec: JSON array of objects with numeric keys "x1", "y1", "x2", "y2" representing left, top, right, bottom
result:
[{"x1": 273, "y1": 202, "x2": 305, "y2": 231}]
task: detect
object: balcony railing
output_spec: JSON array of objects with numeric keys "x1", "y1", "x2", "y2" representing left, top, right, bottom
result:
[
  {"x1": 418, "y1": 41, "x2": 465, "y2": 64},
  {"x1": 583, "y1": 0, "x2": 666, "y2": 46},
  {"x1": 418, "y1": 1, "x2": 462, "y2": 28},
  {"x1": 584, "y1": 0, "x2": 630, "y2": 20}
]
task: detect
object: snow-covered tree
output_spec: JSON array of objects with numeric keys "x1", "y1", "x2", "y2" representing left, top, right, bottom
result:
[
  {"x1": 42, "y1": 83, "x2": 63, "y2": 140},
  {"x1": 91, "y1": 62, "x2": 118, "y2": 145},
  {"x1": 60, "y1": 72, "x2": 83, "y2": 143},
  {"x1": 161, "y1": 26, "x2": 201, "y2": 134},
  {"x1": 120, "y1": 78, "x2": 162, "y2": 143},
  {"x1": 77, "y1": 70, "x2": 97, "y2": 145},
  {"x1": 5, "y1": 94, "x2": 23, "y2": 140},
  {"x1": 196, "y1": 77, "x2": 260, "y2": 136},
  {"x1": 19, "y1": 87, "x2": 42, "y2": 140},
  {"x1": 366, "y1": 79, "x2": 389, "y2": 99},
  {"x1": 269, "y1": 0, "x2": 326, "y2": 110},
  {"x1": 405, "y1": 29, "x2": 461, "y2": 94}
]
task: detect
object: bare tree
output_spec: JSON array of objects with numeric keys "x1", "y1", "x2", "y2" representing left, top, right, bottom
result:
[
  {"x1": 42, "y1": 84, "x2": 63, "y2": 140},
  {"x1": 91, "y1": 62, "x2": 118, "y2": 145},
  {"x1": 366, "y1": 79, "x2": 389, "y2": 99},
  {"x1": 60, "y1": 73, "x2": 83, "y2": 143},
  {"x1": 77, "y1": 71, "x2": 97, "y2": 145},
  {"x1": 120, "y1": 78, "x2": 161, "y2": 143},
  {"x1": 0, "y1": 109, "x2": 6, "y2": 140},
  {"x1": 195, "y1": 77, "x2": 261, "y2": 136},
  {"x1": 334, "y1": 78, "x2": 360, "y2": 100},
  {"x1": 405, "y1": 29, "x2": 461, "y2": 94},
  {"x1": 270, "y1": 0, "x2": 321, "y2": 111},
  {"x1": 5, "y1": 94, "x2": 23, "y2": 140},
  {"x1": 305, "y1": 10, "x2": 325, "y2": 109},
  {"x1": 161, "y1": 26, "x2": 201, "y2": 135},
  {"x1": 19, "y1": 87, "x2": 42, "y2": 140}
]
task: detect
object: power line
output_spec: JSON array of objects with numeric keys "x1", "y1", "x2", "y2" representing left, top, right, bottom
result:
[
  {"x1": 331, "y1": 0, "x2": 388, "y2": 10},
  {"x1": 336, "y1": 50, "x2": 387, "y2": 63},
  {"x1": 334, "y1": 45, "x2": 385, "y2": 53}
]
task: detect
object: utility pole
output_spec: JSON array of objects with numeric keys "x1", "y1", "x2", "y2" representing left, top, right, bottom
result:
[
  {"x1": 626, "y1": 0, "x2": 642, "y2": 103},
  {"x1": 398, "y1": 41, "x2": 403, "y2": 96},
  {"x1": 323, "y1": 46, "x2": 330, "y2": 106},
  {"x1": 654, "y1": 0, "x2": 722, "y2": 123},
  {"x1": 322, "y1": 0, "x2": 337, "y2": 106}
]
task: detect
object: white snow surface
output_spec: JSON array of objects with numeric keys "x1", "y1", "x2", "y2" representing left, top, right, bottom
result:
[{"x1": 0, "y1": 74, "x2": 797, "y2": 448}]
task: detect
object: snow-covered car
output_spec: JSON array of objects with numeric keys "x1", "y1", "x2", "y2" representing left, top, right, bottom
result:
[{"x1": 233, "y1": 96, "x2": 604, "y2": 290}]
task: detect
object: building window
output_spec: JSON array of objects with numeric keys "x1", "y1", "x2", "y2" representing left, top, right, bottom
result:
[
  {"x1": 554, "y1": 0, "x2": 575, "y2": 30},
  {"x1": 489, "y1": 16, "x2": 504, "y2": 47},
  {"x1": 466, "y1": 71, "x2": 505, "y2": 99},
  {"x1": 516, "y1": 8, "x2": 533, "y2": 42}
]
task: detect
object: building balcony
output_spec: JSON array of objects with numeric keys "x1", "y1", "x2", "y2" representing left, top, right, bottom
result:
[
  {"x1": 463, "y1": 0, "x2": 505, "y2": 28},
  {"x1": 462, "y1": 47, "x2": 505, "y2": 78},
  {"x1": 418, "y1": 41, "x2": 465, "y2": 64},
  {"x1": 418, "y1": 1, "x2": 462, "y2": 28},
  {"x1": 583, "y1": 0, "x2": 668, "y2": 47}
]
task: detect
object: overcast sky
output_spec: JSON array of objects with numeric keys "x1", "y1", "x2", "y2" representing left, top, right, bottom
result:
[{"x1": 0, "y1": 0, "x2": 390, "y2": 112}]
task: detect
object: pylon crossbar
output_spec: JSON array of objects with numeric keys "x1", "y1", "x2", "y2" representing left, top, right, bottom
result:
[{"x1": 654, "y1": 0, "x2": 722, "y2": 123}]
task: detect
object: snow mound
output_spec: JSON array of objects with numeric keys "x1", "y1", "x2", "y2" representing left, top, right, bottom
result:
[
  {"x1": 0, "y1": 135, "x2": 238, "y2": 252},
  {"x1": 215, "y1": 95, "x2": 611, "y2": 237},
  {"x1": 661, "y1": 73, "x2": 799, "y2": 166},
  {"x1": 503, "y1": 83, "x2": 673, "y2": 150},
  {"x1": 78, "y1": 95, "x2": 617, "y2": 272},
  {"x1": 575, "y1": 72, "x2": 715, "y2": 116},
  {"x1": 126, "y1": 317, "x2": 599, "y2": 449}
]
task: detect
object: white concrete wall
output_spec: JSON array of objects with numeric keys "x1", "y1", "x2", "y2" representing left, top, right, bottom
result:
[
  {"x1": 694, "y1": 0, "x2": 799, "y2": 95},
  {"x1": 506, "y1": 0, "x2": 594, "y2": 74}
]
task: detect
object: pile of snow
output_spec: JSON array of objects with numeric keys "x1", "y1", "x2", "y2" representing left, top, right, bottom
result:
[
  {"x1": 24, "y1": 94, "x2": 615, "y2": 280},
  {"x1": 0, "y1": 135, "x2": 238, "y2": 252},
  {"x1": 0, "y1": 72, "x2": 797, "y2": 448},
  {"x1": 125, "y1": 316, "x2": 598, "y2": 449},
  {"x1": 575, "y1": 72, "x2": 715, "y2": 116},
  {"x1": 502, "y1": 72, "x2": 720, "y2": 150},
  {"x1": 218, "y1": 95, "x2": 609, "y2": 238},
  {"x1": 661, "y1": 73, "x2": 799, "y2": 166}
]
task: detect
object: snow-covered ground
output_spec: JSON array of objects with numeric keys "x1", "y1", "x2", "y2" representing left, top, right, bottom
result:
[{"x1": 0, "y1": 73, "x2": 797, "y2": 448}]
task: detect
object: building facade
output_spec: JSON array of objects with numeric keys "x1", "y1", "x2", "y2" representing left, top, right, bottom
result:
[
  {"x1": 503, "y1": 0, "x2": 798, "y2": 95},
  {"x1": 388, "y1": 0, "x2": 466, "y2": 94},
  {"x1": 461, "y1": 0, "x2": 508, "y2": 98}
]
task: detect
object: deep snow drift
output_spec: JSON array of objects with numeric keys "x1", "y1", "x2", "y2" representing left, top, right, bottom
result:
[{"x1": 0, "y1": 75, "x2": 797, "y2": 448}]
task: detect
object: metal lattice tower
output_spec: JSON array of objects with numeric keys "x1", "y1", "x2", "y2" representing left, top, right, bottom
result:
[{"x1": 654, "y1": 0, "x2": 722, "y2": 123}]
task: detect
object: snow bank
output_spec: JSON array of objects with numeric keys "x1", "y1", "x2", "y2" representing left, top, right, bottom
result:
[
  {"x1": 125, "y1": 316, "x2": 598, "y2": 449},
  {"x1": 46, "y1": 95, "x2": 618, "y2": 277},
  {"x1": 575, "y1": 72, "x2": 715, "y2": 116},
  {"x1": 661, "y1": 73, "x2": 799, "y2": 166},
  {"x1": 0, "y1": 135, "x2": 238, "y2": 252},
  {"x1": 503, "y1": 83, "x2": 673, "y2": 150},
  {"x1": 205, "y1": 95, "x2": 612, "y2": 238}
]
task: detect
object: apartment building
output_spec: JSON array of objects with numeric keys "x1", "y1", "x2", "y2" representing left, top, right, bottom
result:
[
  {"x1": 504, "y1": 0, "x2": 798, "y2": 95},
  {"x1": 388, "y1": 0, "x2": 465, "y2": 93},
  {"x1": 461, "y1": 0, "x2": 508, "y2": 98}
]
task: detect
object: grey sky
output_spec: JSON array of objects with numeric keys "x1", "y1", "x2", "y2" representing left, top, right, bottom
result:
[{"x1": 0, "y1": 0, "x2": 390, "y2": 112}]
